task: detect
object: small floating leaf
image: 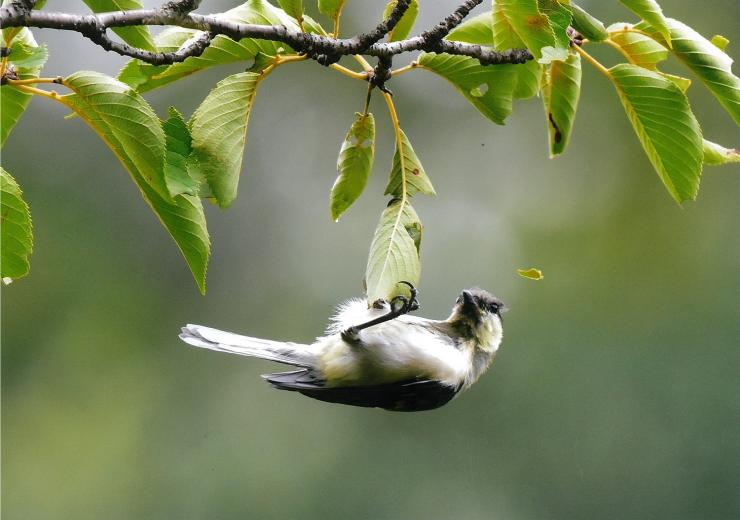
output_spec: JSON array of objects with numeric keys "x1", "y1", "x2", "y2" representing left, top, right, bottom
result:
[{"x1": 517, "y1": 268, "x2": 544, "y2": 280}]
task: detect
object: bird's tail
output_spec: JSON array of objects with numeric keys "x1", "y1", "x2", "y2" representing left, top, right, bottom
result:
[{"x1": 179, "y1": 324, "x2": 316, "y2": 368}]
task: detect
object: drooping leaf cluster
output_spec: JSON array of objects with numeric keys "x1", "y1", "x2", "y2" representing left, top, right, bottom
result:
[{"x1": 1, "y1": 0, "x2": 738, "y2": 299}]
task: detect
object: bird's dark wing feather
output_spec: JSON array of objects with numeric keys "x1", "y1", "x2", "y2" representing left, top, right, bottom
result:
[{"x1": 262, "y1": 369, "x2": 459, "y2": 412}]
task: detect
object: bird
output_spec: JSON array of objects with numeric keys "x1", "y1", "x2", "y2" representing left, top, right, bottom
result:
[{"x1": 179, "y1": 284, "x2": 505, "y2": 412}]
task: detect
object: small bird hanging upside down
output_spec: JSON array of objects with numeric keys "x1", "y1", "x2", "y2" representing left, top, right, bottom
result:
[{"x1": 180, "y1": 284, "x2": 505, "y2": 412}]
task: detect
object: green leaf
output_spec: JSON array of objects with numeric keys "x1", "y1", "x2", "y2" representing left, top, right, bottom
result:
[
  {"x1": 609, "y1": 63, "x2": 703, "y2": 203},
  {"x1": 163, "y1": 107, "x2": 199, "y2": 197},
  {"x1": 448, "y1": 11, "x2": 493, "y2": 45},
  {"x1": 1, "y1": 168, "x2": 33, "y2": 280},
  {"x1": 537, "y1": 0, "x2": 572, "y2": 50},
  {"x1": 489, "y1": 7, "x2": 542, "y2": 99},
  {"x1": 710, "y1": 34, "x2": 729, "y2": 52},
  {"x1": 619, "y1": 0, "x2": 671, "y2": 47},
  {"x1": 606, "y1": 23, "x2": 668, "y2": 70},
  {"x1": 189, "y1": 72, "x2": 260, "y2": 208},
  {"x1": 418, "y1": 52, "x2": 519, "y2": 124},
  {"x1": 384, "y1": 129, "x2": 435, "y2": 198},
  {"x1": 637, "y1": 18, "x2": 740, "y2": 125},
  {"x1": 365, "y1": 199, "x2": 422, "y2": 304},
  {"x1": 384, "y1": 0, "x2": 419, "y2": 42},
  {"x1": 81, "y1": 0, "x2": 155, "y2": 52},
  {"x1": 1, "y1": 29, "x2": 45, "y2": 147},
  {"x1": 493, "y1": 0, "x2": 566, "y2": 60},
  {"x1": 118, "y1": 0, "x2": 302, "y2": 93},
  {"x1": 318, "y1": 0, "x2": 345, "y2": 19},
  {"x1": 659, "y1": 72, "x2": 691, "y2": 93},
  {"x1": 570, "y1": 3, "x2": 608, "y2": 42},
  {"x1": 61, "y1": 72, "x2": 210, "y2": 292},
  {"x1": 543, "y1": 51, "x2": 581, "y2": 156},
  {"x1": 63, "y1": 71, "x2": 171, "y2": 200},
  {"x1": 278, "y1": 0, "x2": 303, "y2": 22},
  {"x1": 330, "y1": 112, "x2": 375, "y2": 221},
  {"x1": 703, "y1": 139, "x2": 740, "y2": 166}
]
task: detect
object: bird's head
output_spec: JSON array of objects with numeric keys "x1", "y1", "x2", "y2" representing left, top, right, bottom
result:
[{"x1": 448, "y1": 288, "x2": 506, "y2": 352}]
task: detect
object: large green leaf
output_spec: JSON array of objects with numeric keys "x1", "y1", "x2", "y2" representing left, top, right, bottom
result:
[
  {"x1": 118, "y1": 0, "x2": 303, "y2": 93},
  {"x1": 189, "y1": 72, "x2": 260, "y2": 208},
  {"x1": 330, "y1": 112, "x2": 375, "y2": 221},
  {"x1": 0, "y1": 168, "x2": 33, "y2": 280},
  {"x1": 418, "y1": 53, "x2": 519, "y2": 124},
  {"x1": 1, "y1": 29, "x2": 46, "y2": 147},
  {"x1": 489, "y1": 7, "x2": 542, "y2": 99},
  {"x1": 162, "y1": 107, "x2": 199, "y2": 197},
  {"x1": 81, "y1": 0, "x2": 155, "y2": 52},
  {"x1": 365, "y1": 199, "x2": 422, "y2": 304},
  {"x1": 607, "y1": 23, "x2": 668, "y2": 70},
  {"x1": 384, "y1": 0, "x2": 419, "y2": 42},
  {"x1": 609, "y1": 63, "x2": 703, "y2": 203},
  {"x1": 637, "y1": 18, "x2": 740, "y2": 125},
  {"x1": 570, "y1": 3, "x2": 608, "y2": 42},
  {"x1": 63, "y1": 71, "x2": 171, "y2": 200},
  {"x1": 703, "y1": 139, "x2": 740, "y2": 166},
  {"x1": 384, "y1": 129, "x2": 435, "y2": 198},
  {"x1": 493, "y1": 0, "x2": 566, "y2": 61},
  {"x1": 619, "y1": 0, "x2": 671, "y2": 47},
  {"x1": 61, "y1": 72, "x2": 210, "y2": 292},
  {"x1": 543, "y1": 51, "x2": 581, "y2": 156}
]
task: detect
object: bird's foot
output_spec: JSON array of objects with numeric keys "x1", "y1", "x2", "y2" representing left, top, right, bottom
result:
[{"x1": 340, "y1": 281, "x2": 420, "y2": 343}]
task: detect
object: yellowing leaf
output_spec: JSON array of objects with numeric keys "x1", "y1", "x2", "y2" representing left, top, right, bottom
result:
[
  {"x1": 330, "y1": 112, "x2": 375, "y2": 221},
  {"x1": 517, "y1": 268, "x2": 543, "y2": 280}
]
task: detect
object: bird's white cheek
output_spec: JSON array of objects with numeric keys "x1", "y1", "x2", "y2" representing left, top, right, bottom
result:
[{"x1": 478, "y1": 316, "x2": 503, "y2": 352}]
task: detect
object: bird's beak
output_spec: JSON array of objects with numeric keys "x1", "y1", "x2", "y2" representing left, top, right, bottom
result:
[{"x1": 461, "y1": 290, "x2": 475, "y2": 308}]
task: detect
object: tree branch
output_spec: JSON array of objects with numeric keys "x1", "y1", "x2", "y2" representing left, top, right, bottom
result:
[{"x1": 0, "y1": 5, "x2": 533, "y2": 68}]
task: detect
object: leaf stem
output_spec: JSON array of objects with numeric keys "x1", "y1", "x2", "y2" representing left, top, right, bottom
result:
[
  {"x1": 603, "y1": 38, "x2": 635, "y2": 65},
  {"x1": 6, "y1": 76, "x2": 64, "y2": 86},
  {"x1": 363, "y1": 83, "x2": 373, "y2": 115},
  {"x1": 391, "y1": 61, "x2": 418, "y2": 77},
  {"x1": 573, "y1": 45, "x2": 611, "y2": 79},
  {"x1": 10, "y1": 83, "x2": 65, "y2": 101},
  {"x1": 330, "y1": 63, "x2": 368, "y2": 80}
]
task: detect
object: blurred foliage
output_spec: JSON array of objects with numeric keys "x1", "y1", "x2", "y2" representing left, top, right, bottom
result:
[{"x1": 2, "y1": 1, "x2": 740, "y2": 519}]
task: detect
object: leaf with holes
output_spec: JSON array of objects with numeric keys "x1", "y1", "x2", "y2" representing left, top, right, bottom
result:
[
  {"x1": 330, "y1": 112, "x2": 375, "y2": 221},
  {"x1": 365, "y1": 199, "x2": 423, "y2": 304},
  {"x1": 609, "y1": 64, "x2": 703, "y2": 203},
  {"x1": 570, "y1": 3, "x2": 608, "y2": 42},
  {"x1": 82, "y1": 0, "x2": 155, "y2": 52},
  {"x1": 384, "y1": 129, "x2": 435, "y2": 198},
  {"x1": 384, "y1": 0, "x2": 419, "y2": 42},
  {"x1": 543, "y1": 51, "x2": 581, "y2": 156},
  {"x1": 637, "y1": 18, "x2": 740, "y2": 125},
  {"x1": 703, "y1": 139, "x2": 740, "y2": 165},
  {"x1": 189, "y1": 72, "x2": 260, "y2": 208},
  {"x1": 1, "y1": 168, "x2": 33, "y2": 280},
  {"x1": 607, "y1": 23, "x2": 668, "y2": 70},
  {"x1": 163, "y1": 107, "x2": 199, "y2": 197},
  {"x1": 61, "y1": 71, "x2": 210, "y2": 292},
  {"x1": 1, "y1": 29, "x2": 46, "y2": 147},
  {"x1": 418, "y1": 52, "x2": 519, "y2": 124},
  {"x1": 619, "y1": 0, "x2": 671, "y2": 47}
]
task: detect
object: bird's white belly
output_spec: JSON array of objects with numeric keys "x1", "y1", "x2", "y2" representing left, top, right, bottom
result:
[{"x1": 316, "y1": 324, "x2": 470, "y2": 387}]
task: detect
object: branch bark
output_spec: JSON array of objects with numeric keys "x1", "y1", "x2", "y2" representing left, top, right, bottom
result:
[{"x1": 0, "y1": 2, "x2": 533, "y2": 67}]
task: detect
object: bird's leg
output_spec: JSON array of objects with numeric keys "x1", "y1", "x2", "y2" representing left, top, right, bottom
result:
[{"x1": 341, "y1": 282, "x2": 419, "y2": 344}]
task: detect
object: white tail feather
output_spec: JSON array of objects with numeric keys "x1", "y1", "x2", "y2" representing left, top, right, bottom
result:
[{"x1": 180, "y1": 324, "x2": 315, "y2": 368}]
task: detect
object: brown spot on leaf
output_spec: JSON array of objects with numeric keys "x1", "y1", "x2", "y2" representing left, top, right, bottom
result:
[
  {"x1": 412, "y1": 168, "x2": 420, "y2": 175},
  {"x1": 548, "y1": 113, "x2": 562, "y2": 143},
  {"x1": 525, "y1": 15, "x2": 549, "y2": 30}
]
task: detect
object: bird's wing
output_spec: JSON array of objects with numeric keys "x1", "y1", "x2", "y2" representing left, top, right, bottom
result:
[{"x1": 263, "y1": 369, "x2": 459, "y2": 412}]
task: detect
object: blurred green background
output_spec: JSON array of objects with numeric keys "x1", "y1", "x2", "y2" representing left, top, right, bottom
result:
[{"x1": 3, "y1": 1, "x2": 739, "y2": 518}]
